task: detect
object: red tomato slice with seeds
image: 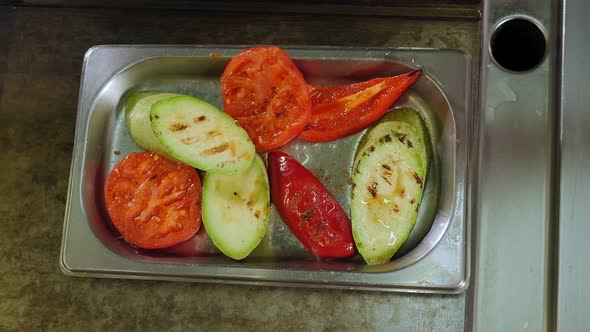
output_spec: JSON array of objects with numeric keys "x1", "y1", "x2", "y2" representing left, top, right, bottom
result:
[
  {"x1": 104, "y1": 152, "x2": 202, "y2": 249},
  {"x1": 221, "y1": 46, "x2": 311, "y2": 151}
]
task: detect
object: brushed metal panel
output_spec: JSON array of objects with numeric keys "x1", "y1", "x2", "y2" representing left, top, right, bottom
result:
[{"x1": 557, "y1": 0, "x2": 590, "y2": 330}]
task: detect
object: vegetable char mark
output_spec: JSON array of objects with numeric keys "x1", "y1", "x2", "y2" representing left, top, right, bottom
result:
[
  {"x1": 194, "y1": 115, "x2": 207, "y2": 123},
  {"x1": 368, "y1": 181, "x2": 378, "y2": 198},
  {"x1": 379, "y1": 134, "x2": 392, "y2": 143},
  {"x1": 381, "y1": 176, "x2": 392, "y2": 185},
  {"x1": 181, "y1": 136, "x2": 198, "y2": 145},
  {"x1": 397, "y1": 187, "x2": 406, "y2": 197},
  {"x1": 354, "y1": 164, "x2": 361, "y2": 175},
  {"x1": 202, "y1": 143, "x2": 230, "y2": 156},
  {"x1": 381, "y1": 163, "x2": 393, "y2": 175},
  {"x1": 170, "y1": 123, "x2": 189, "y2": 132},
  {"x1": 380, "y1": 163, "x2": 393, "y2": 184},
  {"x1": 394, "y1": 132, "x2": 414, "y2": 148},
  {"x1": 412, "y1": 171, "x2": 423, "y2": 188},
  {"x1": 302, "y1": 210, "x2": 314, "y2": 222},
  {"x1": 207, "y1": 130, "x2": 222, "y2": 138}
]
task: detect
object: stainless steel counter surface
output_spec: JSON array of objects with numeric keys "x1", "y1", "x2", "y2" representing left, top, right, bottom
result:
[
  {"x1": 557, "y1": 0, "x2": 590, "y2": 330},
  {"x1": 470, "y1": 0, "x2": 559, "y2": 330},
  {"x1": 0, "y1": 6, "x2": 480, "y2": 330}
]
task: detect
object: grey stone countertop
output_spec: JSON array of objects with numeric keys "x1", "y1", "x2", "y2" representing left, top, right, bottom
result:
[{"x1": 0, "y1": 6, "x2": 478, "y2": 331}]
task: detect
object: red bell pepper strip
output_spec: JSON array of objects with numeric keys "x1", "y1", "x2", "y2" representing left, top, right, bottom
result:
[
  {"x1": 268, "y1": 151, "x2": 355, "y2": 259},
  {"x1": 298, "y1": 69, "x2": 422, "y2": 142}
]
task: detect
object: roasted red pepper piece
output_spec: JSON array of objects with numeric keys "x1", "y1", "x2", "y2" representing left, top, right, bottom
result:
[
  {"x1": 298, "y1": 69, "x2": 422, "y2": 142},
  {"x1": 268, "y1": 151, "x2": 355, "y2": 259}
]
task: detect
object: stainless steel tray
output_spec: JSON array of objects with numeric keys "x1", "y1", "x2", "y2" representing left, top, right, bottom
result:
[{"x1": 60, "y1": 45, "x2": 471, "y2": 293}]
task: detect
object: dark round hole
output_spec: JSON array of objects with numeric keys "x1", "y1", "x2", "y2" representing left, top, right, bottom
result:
[{"x1": 490, "y1": 17, "x2": 546, "y2": 72}]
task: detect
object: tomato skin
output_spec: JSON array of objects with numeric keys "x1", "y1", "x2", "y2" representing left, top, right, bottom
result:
[
  {"x1": 221, "y1": 46, "x2": 311, "y2": 151},
  {"x1": 299, "y1": 69, "x2": 422, "y2": 142},
  {"x1": 268, "y1": 151, "x2": 355, "y2": 259},
  {"x1": 104, "y1": 152, "x2": 202, "y2": 249}
]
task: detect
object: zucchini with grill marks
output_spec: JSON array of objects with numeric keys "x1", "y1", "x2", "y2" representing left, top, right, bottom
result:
[
  {"x1": 150, "y1": 95, "x2": 255, "y2": 174},
  {"x1": 202, "y1": 154, "x2": 270, "y2": 260},
  {"x1": 351, "y1": 108, "x2": 430, "y2": 265}
]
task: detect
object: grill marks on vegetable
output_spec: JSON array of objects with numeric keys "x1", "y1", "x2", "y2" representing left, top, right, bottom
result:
[
  {"x1": 181, "y1": 136, "x2": 198, "y2": 144},
  {"x1": 394, "y1": 132, "x2": 414, "y2": 148},
  {"x1": 380, "y1": 163, "x2": 393, "y2": 185},
  {"x1": 354, "y1": 164, "x2": 361, "y2": 175},
  {"x1": 201, "y1": 143, "x2": 230, "y2": 156},
  {"x1": 172, "y1": 124, "x2": 235, "y2": 158},
  {"x1": 230, "y1": 188, "x2": 261, "y2": 218},
  {"x1": 175, "y1": 116, "x2": 219, "y2": 145},
  {"x1": 194, "y1": 115, "x2": 206, "y2": 123},
  {"x1": 350, "y1": 108, "x2": 431, "y2": 265},
  {"x1": 379, "y1": 134, "x2": 392, "y2": 143},
  {"x1": 378, "y1": 132, "x2": 415, "y2": 151},
  {"x1": 380, "y1": 175, "x2": 392, "y2": 185},
  {"x1": 397, "y1": 187, "x2": 406, "y2": 197},
  {"x1": 302, "y1": 210, "x2": 314, "y2": 222},
  {"x1": 170, "y1": 123, "x2": 189, "y2": 132},
  {"x1": 150, "y1": 95, "x2": 256, "y2": 173},
  {"x1": 246, "y1": 196, "x2": 255, "y2": 208},
  {"x1": 368, "y1": 182, "x2": 378, "y2": 198},
  {"x1": 201, "y1": 155, "x2": 270, "y2": 260},
  {"x1": 366, "y1": 159, "x2": 410, "y2": 215},
  {"x1": 412, "y1": 171, "x2": 423, "y2": 188},
  {"x1": 207, "y1": 130, "x2": 222, "y2": 138}
]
